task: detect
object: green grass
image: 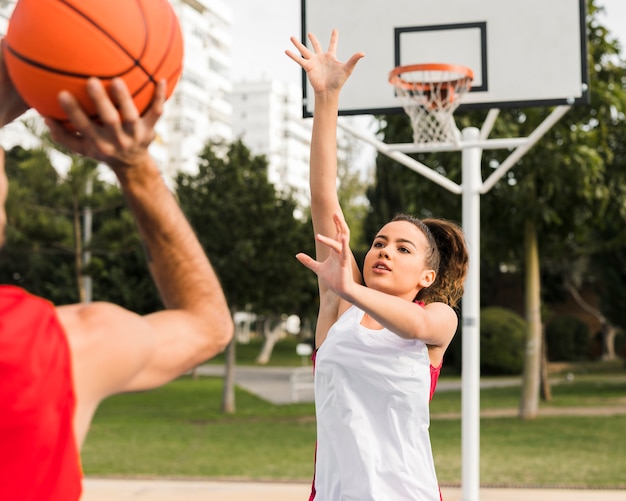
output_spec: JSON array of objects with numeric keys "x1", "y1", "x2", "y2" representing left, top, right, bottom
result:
[
  {"x1": 83, "y1": 377, "x2": 317, "y2": 480},
  {"x1": 431, "y1": 415, "x2": 626, "y2": 487},
  {"x1": 430, "y1": 374, "x2": 626, "y2": 414},
  {"x1": 82, "y1": 371, "x2": 626, "y2": 488}
]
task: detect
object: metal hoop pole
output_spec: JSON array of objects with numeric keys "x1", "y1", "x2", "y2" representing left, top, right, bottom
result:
[{"x1": 461, "y1": 127, "x2": 482, "y2": 501}]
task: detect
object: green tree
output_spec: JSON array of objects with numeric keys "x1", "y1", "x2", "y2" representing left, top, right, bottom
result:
[
  {"x1": 475, "y1": 0, "x2": 626, "y2": 417},
  {"x1": 1, "y1": 145, "x2": 160, "y2": 312},
  {"x1": 176, "y1": 139, "x2": 316, "y2": 316},
  {"x1": 1, "y1": 146, "x2": 75, "y2": 303},
  {"x1": 576, "y1": 0, "x2": 626, "y2": 358},
  {"x1": 175, "y1": 139, "x2": 317, "y2": 412}
]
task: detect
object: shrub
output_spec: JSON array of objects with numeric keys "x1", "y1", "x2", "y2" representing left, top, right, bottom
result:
[
  {"x1": 480, "y1": 307, "x2": 526, "y2": 375},
  {"x1": 545, "y1": 314, "x2": 591, "y2": 362}
]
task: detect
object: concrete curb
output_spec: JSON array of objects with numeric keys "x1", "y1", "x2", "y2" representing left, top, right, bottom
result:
[{"x1": 81, "y1": 478, "x2": 626, "y2": 501}]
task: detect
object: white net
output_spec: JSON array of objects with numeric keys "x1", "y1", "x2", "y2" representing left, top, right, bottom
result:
[{"x1": 389, "y1": 64, "x2": 474, "y2": 144}]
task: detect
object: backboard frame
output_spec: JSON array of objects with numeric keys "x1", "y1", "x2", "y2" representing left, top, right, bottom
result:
[{"x1": 300, "y1": 0, "x2": 589, "y2": 117}]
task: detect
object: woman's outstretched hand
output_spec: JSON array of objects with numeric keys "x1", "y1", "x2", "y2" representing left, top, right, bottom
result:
[
  {"x1": 285, "y1": 29, "x2": 364, "y2": 95},
  {"x1": 296, "y1": 212, "x2": 356, "y2": 300}
]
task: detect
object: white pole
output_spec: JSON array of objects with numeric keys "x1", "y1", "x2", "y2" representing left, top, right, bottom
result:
[
  {"x1": 82, "y1": 175, "x2": 93, "y2": 304},
  {"x1": 461, "y1": 126, "x2": 482, "y2": 501},
  {"x1": 479, "y1": 109, "x2": 500, "y2": 140},
  {"x1": 337, "y1": 120, "x2": 463, "y2": 194},
  {"x1": 386, "y1": 137, "x2": 526, "y2": 154}
]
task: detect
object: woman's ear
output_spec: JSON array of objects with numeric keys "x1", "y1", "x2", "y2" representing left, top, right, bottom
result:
[{"x1": 419, "y1": 269, "x2": 436, "y2": 288}]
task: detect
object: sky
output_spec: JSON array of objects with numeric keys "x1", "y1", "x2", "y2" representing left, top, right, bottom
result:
[
  {"x1": 600, "y1": 0, "x2": 626, "y2": 46},
  {"x1": 230, "y1": 0, "x2": 301, "y2": 84},
  {"x1": 231, "y1": 0, "x2": 626, "y2": 85},
  {"x1": 597, "y1": 0, "x2": 626, "y2": 57}
]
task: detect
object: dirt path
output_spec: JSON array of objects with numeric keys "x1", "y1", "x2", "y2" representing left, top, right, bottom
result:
[{"x1": 432, "y1": 404, "x2": 626, "y2": 420}]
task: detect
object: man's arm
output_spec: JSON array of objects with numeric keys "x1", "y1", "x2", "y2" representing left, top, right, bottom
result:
[{"x1": 47, "y1": 78, "x2": 233, "y2": 444}]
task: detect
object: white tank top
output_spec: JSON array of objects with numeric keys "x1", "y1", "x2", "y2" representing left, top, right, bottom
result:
[{"x1": 313, "y1": 306, "x2": 440, "y2": 501}]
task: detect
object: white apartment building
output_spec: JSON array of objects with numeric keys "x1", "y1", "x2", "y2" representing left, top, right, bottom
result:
[
  {"x1": 231, "y1": 80, "x2": 312, "y2": 208},
  {"x1": 157, "y1": 0, "x2": 233, "y2": 179}
]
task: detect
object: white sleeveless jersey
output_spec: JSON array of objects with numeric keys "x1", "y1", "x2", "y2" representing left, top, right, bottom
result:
[{"x1": 313, "y1": 306, "x2": 440, "y2": 501}]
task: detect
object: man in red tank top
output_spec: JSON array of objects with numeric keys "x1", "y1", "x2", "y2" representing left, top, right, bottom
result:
[{"x1": 0, "y1": 44, "x2": 234, "y2": 500}]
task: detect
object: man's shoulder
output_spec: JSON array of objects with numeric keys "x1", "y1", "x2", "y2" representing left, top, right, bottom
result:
[
  {"x1": 0, "y1": 285, "x2": 54, "y2": 316},
  {"x1": 0, "y1": 285, "x2": 45, "y2": 304}
]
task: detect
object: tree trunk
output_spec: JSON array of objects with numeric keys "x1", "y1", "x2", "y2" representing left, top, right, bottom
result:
[
  {"x1": 256, "y1": 315, "x2": 285, "y2": 365},
  {"x1": 221, "y1": 337, "x2": 236, "y2": 414},
  {"x1": 519, "y1": 219, "x2": 542, "y2": 419},
  {"x1": 563, "y1": 281, "x2": 619, "y2": 360},
  {"x1": 73, "y1": 197, "x2": 85, "y2": 303},
  {"x1": 540, "y1": 325, "x2": 552, "y2": 402},
  {"x1": 600, "y1": 323, "x2": 617, "y2": 361},
  {"x1": 81, "y1": 177, "x2": 93, "y2": 304}
]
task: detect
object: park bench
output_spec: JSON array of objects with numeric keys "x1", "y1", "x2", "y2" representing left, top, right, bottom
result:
[{"x1": 290, "y1": 366, "x2": 314, "y2": 402}]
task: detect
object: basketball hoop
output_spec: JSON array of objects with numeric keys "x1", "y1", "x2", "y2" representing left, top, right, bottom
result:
[{"x1": 389, "y1": 63, "x2": 474, "y2": 144}]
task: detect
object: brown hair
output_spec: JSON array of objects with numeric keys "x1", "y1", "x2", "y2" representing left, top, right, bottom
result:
[{"x1": 391, "y1": 214, "x2": 469, "y2": 308}]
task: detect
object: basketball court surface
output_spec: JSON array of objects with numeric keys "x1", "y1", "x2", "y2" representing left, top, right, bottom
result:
[{"x1": 81, "y1": 478, "x2": 626, "y2": 501}]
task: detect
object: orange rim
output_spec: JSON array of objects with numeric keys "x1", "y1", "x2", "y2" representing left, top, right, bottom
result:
[{"x1": 389, "y1": 63, "x2": 474, "y2": 91}]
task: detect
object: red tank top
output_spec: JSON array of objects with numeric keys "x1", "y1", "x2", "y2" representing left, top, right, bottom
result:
[{"x1": 0, "y1": 286, "x2": 82, "y2": 501}]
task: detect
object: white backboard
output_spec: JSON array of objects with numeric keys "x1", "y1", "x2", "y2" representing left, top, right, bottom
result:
[{"x1": 301, "y1": 0, "x2": 588, "y2": 116}]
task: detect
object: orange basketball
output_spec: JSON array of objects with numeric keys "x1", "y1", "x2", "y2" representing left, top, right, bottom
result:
[{"x1": 2, "y1": 0, "x2": 184, "y2": 127}]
